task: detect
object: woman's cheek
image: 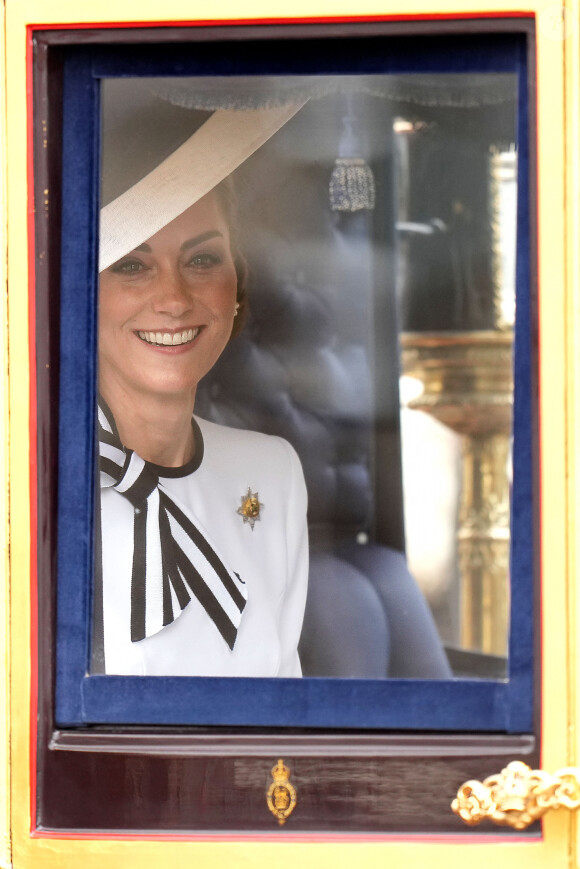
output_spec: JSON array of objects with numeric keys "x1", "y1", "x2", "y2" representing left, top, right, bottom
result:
[{"x1": 99, "y1": 282, "x2": 143, "y2": 328}]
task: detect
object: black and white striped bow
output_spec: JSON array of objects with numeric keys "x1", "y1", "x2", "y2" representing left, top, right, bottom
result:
[{"x1": 98, "y1": 400, "x2": 247, "y2": 647}]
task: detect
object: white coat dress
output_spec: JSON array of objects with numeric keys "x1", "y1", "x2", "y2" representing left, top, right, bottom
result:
[{"x1": 100, "y1": 417, "x2": 309, "y2": 677}]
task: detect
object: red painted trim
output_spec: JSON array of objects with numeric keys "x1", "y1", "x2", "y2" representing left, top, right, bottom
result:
[
  {"x1": 26, "y1": 11, "x2": 535, "y2": 32},
  {"x1": 26, "y1": 25, "x2": 39, "y2": 835},
  {"x1": 31, "y1": 830, "x2": 539, "y2": 844}
]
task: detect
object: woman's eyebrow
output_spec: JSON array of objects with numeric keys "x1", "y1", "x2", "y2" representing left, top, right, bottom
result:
[
  {"x1": 125, "y1": 231, "x2": 223, "y2": 258},
  {"x1": 180, "y1": 230, "x2": 223, "y2": 252}
]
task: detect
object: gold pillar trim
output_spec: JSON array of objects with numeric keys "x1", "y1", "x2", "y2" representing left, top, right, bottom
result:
[
  {"x1": 400, "y1": 330, "x2": 513, "y2": 437},
  {"x1": 489, "y1": 147, "x2": 517, "y2": 331},
  {"x1": 451, "y1": 761, "x2": 580, "y2": 830},
  {"x1": 400, "y1": 330, "x2": 513, "y2": 655},
  {"x1": 266, "y1": 759, "x2": 297, "y2": 826}
]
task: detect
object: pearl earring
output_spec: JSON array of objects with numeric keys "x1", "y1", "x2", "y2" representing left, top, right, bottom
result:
[{"x1": 234, "y1": 302, "x2": 240, "y2": 317}]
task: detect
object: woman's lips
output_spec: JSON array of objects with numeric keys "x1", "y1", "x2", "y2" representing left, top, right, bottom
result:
[{"x1": 136, "y1": 327, "x2": 200, "y2": 347}]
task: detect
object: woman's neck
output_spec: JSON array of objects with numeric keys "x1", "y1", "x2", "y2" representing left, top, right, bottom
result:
[{"x1": 101, "y1": 384, "x2": 196, "y2": 467}]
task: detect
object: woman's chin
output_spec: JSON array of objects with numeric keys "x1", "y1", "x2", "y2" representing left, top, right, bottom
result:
[
  {"x1": 139, "y1": 379, "x2": 199, "y2": 403},
  {"x1": 100, "y1": 372, "x2": 199, "y2": 407}
]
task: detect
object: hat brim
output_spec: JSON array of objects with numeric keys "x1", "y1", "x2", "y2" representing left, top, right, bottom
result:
[{"x1": 99, "y1": 102, "x2": 306, "y2": 272}]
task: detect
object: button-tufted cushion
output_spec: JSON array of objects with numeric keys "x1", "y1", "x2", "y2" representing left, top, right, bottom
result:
[{"x1": 196, "y1": 95, "x2": 450, "y2": 678}]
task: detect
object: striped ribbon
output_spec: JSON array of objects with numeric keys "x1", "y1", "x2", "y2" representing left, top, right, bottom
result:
[{"x1": 98, "y1": 400, "x2": 247, "y2": 647}]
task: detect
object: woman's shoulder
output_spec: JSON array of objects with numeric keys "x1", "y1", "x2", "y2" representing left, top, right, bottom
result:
[
  {"x1": 192, "y1": 417, "x2": 306, "y2": 508},
  {"x1": 194, "y1": 416, "x2": 301, "y2": 469}
]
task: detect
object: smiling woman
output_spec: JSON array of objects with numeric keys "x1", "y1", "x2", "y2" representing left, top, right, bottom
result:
[
  {"x1": 93, "y1": 89, "x2": 309, "y2": 676},
  {"x1": 99, "y1": 195, "x2": 239, "y2": 465}
]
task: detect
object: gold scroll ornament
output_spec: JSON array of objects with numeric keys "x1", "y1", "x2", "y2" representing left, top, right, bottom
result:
[
  {"x1": 266, "y1": 759, "x2": 297, "y2": 825},
  {"x1": 451, "y1": 761, "x2": 580, "y2": 829}
]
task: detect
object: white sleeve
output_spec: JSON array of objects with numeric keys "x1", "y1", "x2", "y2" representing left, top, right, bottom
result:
[{"x1": 277, "y1": 439, "x2": 309, "y2": 677}]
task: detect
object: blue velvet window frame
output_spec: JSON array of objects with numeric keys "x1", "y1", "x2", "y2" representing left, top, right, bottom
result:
[{"x1": 54, "y1": 30, "x2": 534, "y2": 730}]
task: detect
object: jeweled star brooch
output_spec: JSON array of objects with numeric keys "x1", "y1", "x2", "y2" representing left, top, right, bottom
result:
[{"x1": 237, "y1": 488, "x2": 264, "y2": 530}]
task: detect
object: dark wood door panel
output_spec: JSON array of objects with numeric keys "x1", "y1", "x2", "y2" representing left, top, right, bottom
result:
[{"x1": 39, "y1": 734, "x2": 537, "y2": 833}]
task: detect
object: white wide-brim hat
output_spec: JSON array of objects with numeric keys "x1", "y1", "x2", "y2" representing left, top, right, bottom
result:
[{"x1": 99, "y1": 79, "x2": 306, "y2": 272}]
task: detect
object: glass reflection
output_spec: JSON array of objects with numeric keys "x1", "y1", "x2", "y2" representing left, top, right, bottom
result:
[
  {"x1": 396, "y1": 105, "x2": 517, "y2": 678},
  {"x1": 97, "y1": 73, "x2": 517, "y2": 679}
]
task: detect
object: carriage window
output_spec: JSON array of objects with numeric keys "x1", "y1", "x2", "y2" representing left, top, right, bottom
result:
[
  {"x1": 93, "y1": 72, "x2": 517, "y2": 681},
  {"x1": 53, "y1": 31, "x2": 533, "y2": 730}
]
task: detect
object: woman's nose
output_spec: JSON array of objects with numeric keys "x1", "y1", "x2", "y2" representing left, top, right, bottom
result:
[{"x1": 150, "y1": 268, "x2": 193, "y2": 316}]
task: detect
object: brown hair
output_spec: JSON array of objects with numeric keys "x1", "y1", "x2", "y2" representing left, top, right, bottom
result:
[{"x1": 213, "y1": 177, "x2": 248, "y2": 340}]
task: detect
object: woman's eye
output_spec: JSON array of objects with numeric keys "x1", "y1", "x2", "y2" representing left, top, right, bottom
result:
[
  {"x1": 110, "y1": 258, "x2": 147, "y2": 275},
  {"x1": 188, "y1": 252, "x2": 220, "y2": 268}
]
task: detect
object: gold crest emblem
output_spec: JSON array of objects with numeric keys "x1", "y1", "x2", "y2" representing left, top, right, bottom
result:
[
  {"x1": 237, "y1": 487, "x2": 263, "y2": 530},
  {"x1": 266, "y1": 759, "x2": 297, "y2": 825}
]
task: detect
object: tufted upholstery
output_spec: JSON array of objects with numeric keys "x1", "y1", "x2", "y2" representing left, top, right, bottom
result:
[{"x1": 195, "y1": 96, "x2": 451, "y2": 679}]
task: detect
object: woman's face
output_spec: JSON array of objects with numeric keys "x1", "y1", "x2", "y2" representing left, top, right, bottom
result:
[{"x1": 98, "y1": 191, "x2": 237, "y2": 406}]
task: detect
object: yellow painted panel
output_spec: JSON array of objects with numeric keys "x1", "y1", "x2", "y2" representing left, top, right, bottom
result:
[
  {"x1": 3, "y1": 1, "x2": 578, "y2": 867},
  {"x1": 536, "y1": 0, "x2": 569, "y2": 788},
  {"x1": 1, "y1": 0, "x2": 550, "y2": 25},
  {"x1": 0, "y1": 1, "x2": 11, "y2": 867},
  {"x1": 3, "y1": 835, "x2": 575, "y2": 869},
  {"x1": 565, "y1": 2, "x2": 580, "y2": 867}
]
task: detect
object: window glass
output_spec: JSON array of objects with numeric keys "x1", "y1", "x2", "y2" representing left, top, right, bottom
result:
[{"x1": 95, "y1": 73, "x2": 516, "y2": 681}]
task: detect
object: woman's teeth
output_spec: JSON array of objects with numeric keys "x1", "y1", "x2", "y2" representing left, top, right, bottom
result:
[{"x1": 137, "y1": 328, "x2": 200, "y2": 346}]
